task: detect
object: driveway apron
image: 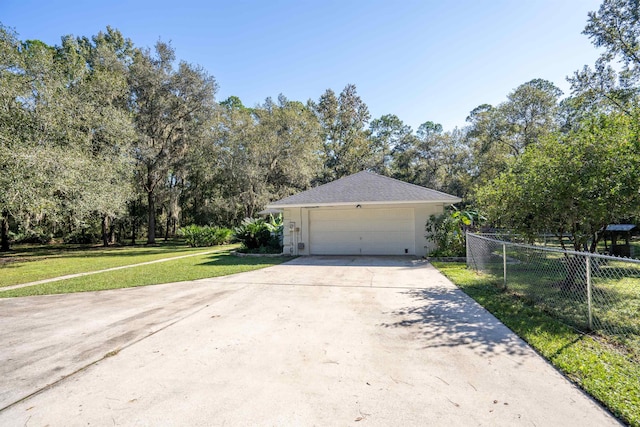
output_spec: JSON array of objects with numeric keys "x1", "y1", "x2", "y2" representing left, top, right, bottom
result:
[{"x1": 0, "y1": 256, "x2": 620, "y2": 426}]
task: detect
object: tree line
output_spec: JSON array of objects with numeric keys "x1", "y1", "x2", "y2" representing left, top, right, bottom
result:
[
  {"x1": 0, "y1": 23, "x2": 472, "y2": 251},
  {"x1": 2, "y1": 0, "x2": 640, "y2": 252},
  {"x1": 476, "y1": 0, "x2": 640, "y2": 252}
]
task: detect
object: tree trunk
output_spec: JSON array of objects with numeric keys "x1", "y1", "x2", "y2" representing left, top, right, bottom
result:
[
  {"x1": 193, "y1": 198, "x2": 198, "y2": 224},
  {"x1": 118, "y1": 221, "x2": 125, "y2": 244},
  {"x1": 164, "y1": 215, "x2": 170, "y2": 241},
  {"x1": 147, "y1": 191, "x2": 156, "y2": 244},
  {"x1": 560, "y1": 254, "x2": 587, "y2": 292},
  {"x1": 1, "y1": 211, "x2": 10, "y2": 252},
  {"x1": 109, "y1": 219, "x2": 116, "y2": 245},
  {"x1": 131, "y1": 200, "x2": 137, "y2": 245},
  {"x1": 101, "y1": 215, "x2": 109, "y2": 247}
]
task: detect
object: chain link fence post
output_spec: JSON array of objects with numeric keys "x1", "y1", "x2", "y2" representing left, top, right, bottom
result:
[
  {"x1": 586, "y1": 255, "x2": 593, "y2": 330},
  {"x1": 503, "y1": 243, "x2": 507, "y2": 290},
  {"x1": 465, "y1": 230, "x2": 469, "y2": 269}
]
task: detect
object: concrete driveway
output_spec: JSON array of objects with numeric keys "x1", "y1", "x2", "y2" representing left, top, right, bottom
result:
[{"x1": 0, "y1": 256, "x2": 619, "y2": 426}]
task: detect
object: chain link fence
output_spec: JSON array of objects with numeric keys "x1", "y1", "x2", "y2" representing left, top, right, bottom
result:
[{"x1": 466, "y1": 232, "x2": 640, "y2": 361}]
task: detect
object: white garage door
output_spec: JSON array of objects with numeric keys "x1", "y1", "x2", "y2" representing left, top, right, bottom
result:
[{"x1": 309, "y1": 208, "x2": 415, "y2": 255}]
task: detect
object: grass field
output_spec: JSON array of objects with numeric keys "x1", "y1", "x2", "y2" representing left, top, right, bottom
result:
[
  {"x1": 433, "y1": 262, "x2": 640, "y2": 427},
  {"x1": 0, "y1": 249, "x2": 290, "y2": 298},
  {"x1": 0, "y1": 241, "x2": 237, "y2": 287}
]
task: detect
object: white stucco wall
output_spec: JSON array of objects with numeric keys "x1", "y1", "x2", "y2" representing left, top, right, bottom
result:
[
  {"x1": 414, "y1": 203, "x2": 447, "y2": 256},
  {"x1": 282, "y1": 207, "x2": 307, "y2": 256}
]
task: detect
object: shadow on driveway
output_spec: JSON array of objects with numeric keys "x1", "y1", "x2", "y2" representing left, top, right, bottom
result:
[{"x1": 380, "y1": 287, "x2": 530, "y2": 358}]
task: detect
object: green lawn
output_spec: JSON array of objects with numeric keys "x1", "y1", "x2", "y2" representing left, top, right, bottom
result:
[
  {"x1": 432, "y1": 262, "x2": 640, "y2": 427},
  {"x1": 0, "y1": 241, "x2": 238, "y2": 287},
  {"x1": 0, "y1": 251, "x2": 290, "y2": 297}
]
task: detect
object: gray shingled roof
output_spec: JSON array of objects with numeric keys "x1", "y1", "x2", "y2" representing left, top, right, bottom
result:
[{"x1": 267, "y1": 171, "x2": 461, "y2": 207}]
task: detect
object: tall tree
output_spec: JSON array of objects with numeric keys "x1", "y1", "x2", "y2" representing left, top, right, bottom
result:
[
  {"x1": 1, "y1": 27, "x2": 135, "y2": 249},
  {"x1": 128, "y1": 41, "x2": 217, "y2": 243},
  {"x1": 368, "y1": 114, "x2": 412, "y2": 176},
  {"x1": 0, "y1": 29, "x2": 81, "y2": 250},
  {"x1": 0, "y1": 25, "x2": 30, "y2": 250},
  {"x1": 477, "y1": 112, "x2": 640, "y2": 252},
  {"x1": 209, "y1": 97, "x2": 257, "y2": 223},
  {"x1": 312, "y1": 84, "x2": 372, "y2": 182},
  {"x1": 501, "y1": 78, "x2": 563, "y2": 153},
  {"x1": 391, "y1": 121, "x2": 472, "y2": 197},
  {"x1": 466, "y1": 79, "x2": 562, "y2": 187},
  {"x1": 570, "y1": 0, "x2": 640, "y2": 117},
  {"x1": 392, "y1": 121, "x2": 441, "y2": 188},
  {"x1": 429, "y1": 127, "x2": 472, "y2": 198},
  {"x1": 207, "y1": 95, "x2": 321, "y2": 224},
  {"x1": 55, "y1": 28, "x2": 136, "y2": 246},
  {"x1": 253, "y1": 95, "x2": 322, "y2": 199}
]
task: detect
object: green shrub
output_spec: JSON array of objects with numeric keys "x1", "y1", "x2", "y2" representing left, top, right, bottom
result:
[
  {"x1": 12, "y1": 228, "x2": 53, "y2": 244},
  {"x1": 178, "y1": 225, "x2": 233, "y2": 247},
  {"x1": 234, "y1": 218, "x2": 272, "y2": 250},
  {"x1": 179, "y1": 225, "x2": 201, "y2": 247},
  {"x1": 234, "y1": 215, "x2": 283, "y2": 252},
  {"x1": 266, "y1": 214, "x2": 283, "y2": 250},
  {"x1": 212, "y1": 227, "x2": 234, "y2": 245},
  {"x1": 63, "y1": 230, "x2": 98, "y2": 244},
  {"x1": 425, "y1": 207, "x2": 484, "y2": 257}
]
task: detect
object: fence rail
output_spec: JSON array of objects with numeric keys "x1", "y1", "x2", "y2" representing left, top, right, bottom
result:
[{"x1": 466, "y1": 232, "x2": 640, "y2": 361}]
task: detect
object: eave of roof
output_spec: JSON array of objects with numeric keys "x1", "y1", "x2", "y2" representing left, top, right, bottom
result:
[{"x1": 269, "y1": 200, "x2": 459, "y2": 208}]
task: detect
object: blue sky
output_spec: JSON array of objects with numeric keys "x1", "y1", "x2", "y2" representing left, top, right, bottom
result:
[{"x1": 2, "y1": 0, "x2": 603, "y2": 131}]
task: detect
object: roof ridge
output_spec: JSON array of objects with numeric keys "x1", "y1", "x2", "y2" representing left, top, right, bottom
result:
[{"x1": 359, "y1": 170, "x2": 460, "y2": 199}]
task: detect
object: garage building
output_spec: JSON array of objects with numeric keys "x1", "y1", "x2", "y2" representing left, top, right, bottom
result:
[{"x1": 266, "y1": 171, "x2": 461, "y2": 257}]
